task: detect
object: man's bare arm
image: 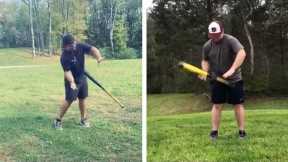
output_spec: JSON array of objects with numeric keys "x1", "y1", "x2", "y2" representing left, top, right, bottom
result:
[
  {"x1": 223, "y1": 49, "x2": 246, "y2": 78},
  {"x1": 90, "y1": 47, "x2": 103, "y2": 63},
  {"x1": 64, "y1": 71, "x2": 77, "y2": 89},
  {"x1": 231, "y1": 49, "x2": 246, "y2": 70},
  {"x1": 201, "y1": 60, "x2": 210, "y2": 72},
  {"x1": 199, "y1": 60, "x2": 210, "y2": 80}
]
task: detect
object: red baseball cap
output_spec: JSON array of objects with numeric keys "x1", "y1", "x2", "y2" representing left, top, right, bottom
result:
[{"x1": 208, "y1": 21, "x2": 223, "y2": 40}]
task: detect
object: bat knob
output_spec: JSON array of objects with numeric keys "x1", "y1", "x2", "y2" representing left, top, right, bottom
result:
[{"x1": 177, "y1": 62, "x2": 185, "y2": 68}]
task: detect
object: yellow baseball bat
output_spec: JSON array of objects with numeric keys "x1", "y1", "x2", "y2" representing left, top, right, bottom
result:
[{"x1": 178, "y1": 61, "x2": 231, "y2": 86}]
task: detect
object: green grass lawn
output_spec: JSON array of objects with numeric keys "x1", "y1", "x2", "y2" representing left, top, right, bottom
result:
[
  {"x1": 148, "y1": 94, "x2": 288, "y2": 162},
  {"x1": 0, "y1": 48, "x2": 141, "y2": 161}
]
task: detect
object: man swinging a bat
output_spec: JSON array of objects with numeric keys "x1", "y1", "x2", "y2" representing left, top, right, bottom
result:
[
  {"x1": 200, "y1": 20, "x2": 247, "y2": 139},
  {"x1": 53, "y1": 33, "x2": 103, "y2": 130}
]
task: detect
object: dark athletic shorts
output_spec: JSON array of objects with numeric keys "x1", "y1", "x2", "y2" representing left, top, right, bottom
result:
[
  {"x1": 210, "y1": 80, "x2": 244, "y2": 105},
  {"x1": 65, "y1": 78, "x2": 88, "y2": 102}
]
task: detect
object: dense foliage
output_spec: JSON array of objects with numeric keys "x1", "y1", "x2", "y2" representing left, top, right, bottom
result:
[
  {"x1": 0, "y1": 0, "x2": 142, "y2": 59},
  {"x1": 148, "y1": 0, "x2": 288, "y2": 94}
]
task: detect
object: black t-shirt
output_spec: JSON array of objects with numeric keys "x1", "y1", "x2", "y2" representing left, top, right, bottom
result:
[{"x1": 60, "y1": 43, "x2": 92, "y2": 83}]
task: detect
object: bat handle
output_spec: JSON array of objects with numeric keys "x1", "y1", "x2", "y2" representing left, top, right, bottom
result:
[{"x1": 216, "y1": 77, "x2": 235, "y2": 87}]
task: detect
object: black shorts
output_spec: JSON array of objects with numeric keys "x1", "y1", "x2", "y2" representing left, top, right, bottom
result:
[
  {"x1": 210, "y1": 80, "x2": 244, "y2": 105},
  {"x1": 65, "y1": 78, "x2": 88, "y2": 102}
]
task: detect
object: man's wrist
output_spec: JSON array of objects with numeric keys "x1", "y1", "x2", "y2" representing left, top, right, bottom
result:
[
  {"x1": 230, "y1": 67, "x2": 236, "y2": 71},
  {"x1": 97, "y1": 57, "x2": 103, "y2": 63}
]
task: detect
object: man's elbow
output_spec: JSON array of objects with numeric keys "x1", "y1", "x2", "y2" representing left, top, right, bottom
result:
[
  {"x1": 64, "y1": 71, "x2": 70, "y2": 77},
  {"x1": 240, "y1": 49, "x2": 246, "y2": 58},
  {"x1": 91, "y1": 46, "x2": 96, "y2": 51},
  {"x1": 91, "y1": 47, "x2": 99, "y2": 53},
  {"x1": 201, "y1": 60, "x2": 209, "y2": 66}
]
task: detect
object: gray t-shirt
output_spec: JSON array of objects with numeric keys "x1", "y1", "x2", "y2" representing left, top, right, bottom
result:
[{"x1": 202, "y1": 34, "x2": 244, "y2": 82}]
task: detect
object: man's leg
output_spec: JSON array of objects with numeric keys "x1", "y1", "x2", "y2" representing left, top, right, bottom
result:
[
  {"x1": 53, "y1": 80, "x2": 78, "y2": 129},
  {"x1": 211, "y1": 104, "x2": 222, "y2": 131},
  {"x1": 210, "y1": 81, "x2": 226, "y2": 139},
  {"x1": 228, "y1": 81, "x2": 246, "y2": 138},
  {"x1": 53, "y1": 100, "x2": 73, "y2": 130},
  {"x1": 234, "y1": 104, "x2": 245, "y2": 130},
  {"x1": 57, "y1": 100, "x2": 72, "y2": 120},
  {"x1": 78, "y1": 79, "x2": 89, "y2": 127},
  {"x1": 78, "y1": 98, "x2": 87, "y2": 120},
  {"x1": 57, "y1": 81, "x2": 78, "y2": 120},
  {"x1": 78, "y1": 98, "x2": 90, "y2": 127}
]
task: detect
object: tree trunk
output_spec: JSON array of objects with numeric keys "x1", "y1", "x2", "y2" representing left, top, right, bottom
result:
[
  {"x1": 33, "y1": 0, "x2": 41, "y2": 54},
  {"x1": 207, "y1": 0, "x2": 213, "y2": 21},
  {"x1": 279, "y1": 23, "x2": 285, "y2": 79},
  {"x1": 109, "y1": 26, "x2": 114, "y2": 56},
  {"x1": 279, "y1": 2, "x2": 285, "y2": 79},
  {"x1": 48, "y1": 0, "x2": 52, "y2": 56},
  {"x1": 61, "y1": 0, "x2": 66, "y2": 34},
  {"x1": 243, "y1": 19, "x2": 254, "y2": 75},
  {"x1": 40, "y1": 32, "x2": 45, "y2": 53},
  {"x1": 263, "y1": 53, "x2": 270, "y2": 87},
  {"x1": 36, "y1": 1, "x2": 44, "y2": 53},
  {"x1": 108, "y1": 0, "x2": 117, "y2": 57},
  {"x1": 262, "y1": 25, "x2": 270, "y2": 89},
  {"x1": 29, "y1": 0, "x2": 36, "y2": 57},
  {"x1": 237, "y1": 1, "x2": 255, "y2": 75},
  {"x1": 66, "y1": 1, "x2": 70, "y2": 32}
]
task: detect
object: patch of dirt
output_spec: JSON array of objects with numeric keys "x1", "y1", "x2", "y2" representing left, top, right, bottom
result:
[{"x1": 0, "y1": 151, "x2": 12, "y2": 162}]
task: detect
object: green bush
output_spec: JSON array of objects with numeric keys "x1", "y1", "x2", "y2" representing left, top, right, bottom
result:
[
  {"x1": 99, "y1": 47, "x2": 138, "y2": 59},
  {"x1": 99, "y1": 47, "x2": 113, "y2": 59},
  {"x1": 117, "y1": 47, "x2": 137, "y2": 59}
]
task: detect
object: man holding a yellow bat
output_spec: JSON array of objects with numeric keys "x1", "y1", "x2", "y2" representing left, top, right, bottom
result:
[{"x1": 200, "y1": 20, "x2": 247, "y2": 140}]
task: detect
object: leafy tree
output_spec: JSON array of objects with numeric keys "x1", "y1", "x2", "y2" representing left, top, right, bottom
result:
[{"x1": 148, "y1": 0, "x2": 288, "y2": 94}]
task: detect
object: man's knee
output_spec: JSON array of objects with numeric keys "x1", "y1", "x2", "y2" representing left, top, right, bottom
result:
[
  {"x1": 234, "y1": 104, "x2": 244, "y2": 110},
  {"x1": 64, "y1": 99, "x2": 73, "y2": 105},
  {"x1": 78, "y1": 98, "x2": 86, "y2": 104},
  {"x1": 213, "y1": 104, "x2": 222, "y2": 109}
]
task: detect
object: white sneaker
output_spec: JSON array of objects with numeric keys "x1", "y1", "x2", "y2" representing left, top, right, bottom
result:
[
  {"x1": 79, "y1": 118, "x2": 90, "y2": 128},
  {"x1": 53, "y1": 119, "x2": 63, "y2": 130}
]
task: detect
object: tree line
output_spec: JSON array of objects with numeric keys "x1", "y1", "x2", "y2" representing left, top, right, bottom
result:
[
  {"x1": 0, "y1": 0, "x2": 142, "y2": 59},
  {"x1": 148, "y1": 0, "x2": 288, "y2": 95}
]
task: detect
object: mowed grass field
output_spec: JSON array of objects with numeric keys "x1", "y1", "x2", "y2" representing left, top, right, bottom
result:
[
  {"x1": 148, "y1": 94, "x2": 288, "y2": 162},
  {"x1": 0, "y1": 48, "x2": 141, "y2": 161}
]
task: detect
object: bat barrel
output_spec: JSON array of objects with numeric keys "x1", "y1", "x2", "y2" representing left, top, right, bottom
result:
[
  {"x1": 178, "y1": 61, "x2": 208, "y2": 76},
  {"x1": 178, "y1": 61, "x2": 233, "y2": 87}
]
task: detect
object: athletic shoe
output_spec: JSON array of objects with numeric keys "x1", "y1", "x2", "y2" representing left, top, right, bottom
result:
[
  {"x1": 210, "y1": 130, "x2": 218, "y2": 140},
  {"x1": 53, "y1": 119, "x2": 63, "y2": 130},
  {"x1": 80, "y1": 118, "x2": 90, "y2": 128},
  {"x1": 239, "y1": 130, "x2": 246, "y2": 139}
]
